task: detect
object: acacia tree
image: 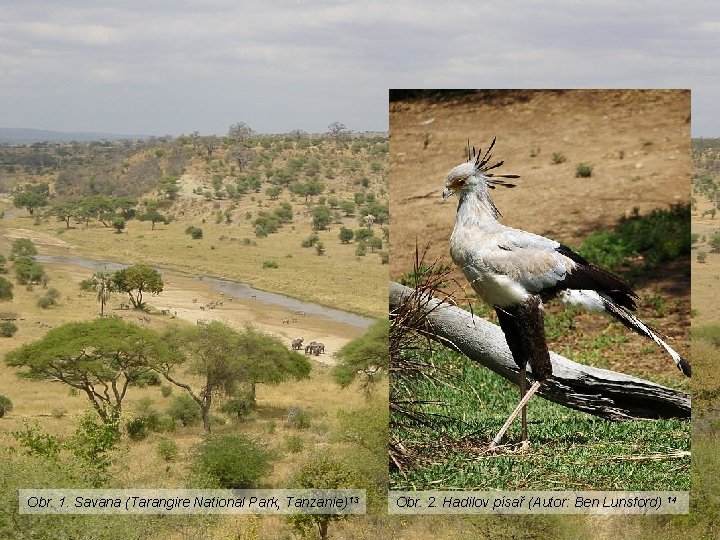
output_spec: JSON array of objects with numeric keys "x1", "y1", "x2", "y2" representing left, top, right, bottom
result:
[
  {"x1": 159, "y1": 321, "x2": 311, "y2": 433},
  {"x1": 327, "y1": 121, "x2": 348, "y2": 144},
  {"x1": 332, "y1": 319, "x2": 389, "y2": 392},
  {"x1": 138, "y1": 209, "x2": 170, "y2": 230},
  {"x1": 50, "y1": 199, "x2": 80, "y2": 228},
  {"x1": 5, "y1": 319, "x2": 176, "y2": 428},
  {"x1": 112, "y1": 264, "x2": 163, "y2": 309},
  {"x1": 228, "y1": 121, "x2": 255, "y2": 140},
  {"x1": 13, "y1": 184, "x2": 49, "y2": 216}
]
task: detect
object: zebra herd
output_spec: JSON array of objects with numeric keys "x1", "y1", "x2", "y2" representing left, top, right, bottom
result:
[{"x1": 291, "y1": 337, "x2": 325, "y2": 356}]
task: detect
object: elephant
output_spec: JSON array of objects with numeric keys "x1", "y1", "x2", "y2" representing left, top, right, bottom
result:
[{"x1": 291, "y1": 338, "x2": 304, "y2": 350}]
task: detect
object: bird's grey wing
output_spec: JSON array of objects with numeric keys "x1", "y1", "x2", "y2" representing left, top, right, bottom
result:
[
  {"x1": 493, "y1": 230, "x2": 571, "y2": 292},
  {"x1": 500, "y1": 230, "x2": 637, "y2": 308}
]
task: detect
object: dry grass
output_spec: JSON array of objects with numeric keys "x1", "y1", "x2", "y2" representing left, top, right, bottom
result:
[{"x1": 2, "y1": 202, "x2": 387, "y2": 318}]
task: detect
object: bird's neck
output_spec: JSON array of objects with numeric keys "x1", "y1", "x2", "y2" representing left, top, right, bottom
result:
[{"x1": 456, "y1": 188, "x2": 501, "y2": 226}]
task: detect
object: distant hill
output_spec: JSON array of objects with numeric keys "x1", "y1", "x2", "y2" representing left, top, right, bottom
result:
[{"x1": 0, "y1": 127, "x2": 146, "y2": 144}]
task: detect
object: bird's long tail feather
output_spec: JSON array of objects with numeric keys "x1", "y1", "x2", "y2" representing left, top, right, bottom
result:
[{"x1": 559, "y1": 289, "x2": 691, "y2": 377}]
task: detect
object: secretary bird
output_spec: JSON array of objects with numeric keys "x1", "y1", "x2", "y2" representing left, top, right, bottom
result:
[{"x1": 441, "y1": 138, "x2": 691, "y2": 451}]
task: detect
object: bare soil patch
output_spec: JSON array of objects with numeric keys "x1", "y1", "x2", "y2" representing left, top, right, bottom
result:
[{"x1": 47, "y1": 262, "x2": 364, "y2": 366}]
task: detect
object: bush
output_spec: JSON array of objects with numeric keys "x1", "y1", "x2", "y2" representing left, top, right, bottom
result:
[
  {"x1": 284, "y1": 434, "x2": 304, "y2": 453},
  {"x1": 301, "y1": 232, "x2": 319, "y2": 247},
  {"x1": 128, "y1": 370, "x2": 161, "y2": 387},
  {"x1": 160, "y1": 384, "x2": 173, "y2": 398},
  {"x1": 0, "y1": 321, "x2": 18, "y2": 337},
  {"x1": 37, "y1": 295, "x2": 56, "y2": 309},
  {"x1": 126, "y1": 418, "x2": 150, "y2": 441},
  {"x1": 0, "y1": 275, "x2": 13, "y2": 300},
  {"x1": 192, "y1": 434, "x2": 274, "y2": 488},
  {"x1": 286, "y1": 407, "x2": 311, "y2": 430},
  {"x1": 253, "y1": 214, "x2": 280, "y2": 237},
  {"x1": 221, "y1": 392, "x2": 256, "y2": 421},
  {"x1": 11, "y1": 238, "x2": 37, "y2": 257},
  {"x1": 698, "y1": 251, "x2": 708, "y2": 263},
  {"x1": 575, "y1": 163, "x2": 593, "y2": 178},
  {"x1": 157, "y1": 438, "x2": 180, "y2": 462},
  {"x1": 551, "y1": 152, "x2": 566, "y2": 164},
  {"x1": 0, "y1": 395, "x2": 13, "y2": 417},
  {"x1": 167, "y1": 394, "x2": 202, "y2": 426},
  {"x1": 14, "y1": 256, "x2": 46, "y2": 285},
  {"x1": 185, "y1": 226, "x2": 203, "y2": 239},
  {"x1": 262, "y1": 260, "x2": 279, "y2": 269}
]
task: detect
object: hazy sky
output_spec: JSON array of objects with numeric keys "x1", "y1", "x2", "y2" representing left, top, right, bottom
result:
[{"x1": 0, "y1": 1, "x2": 718, "y2": 136}]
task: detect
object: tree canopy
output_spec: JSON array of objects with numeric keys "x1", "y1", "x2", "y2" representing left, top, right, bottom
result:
[
  {"x1": 112, "y1": 264, "x2": 163, "y2": 309},
  {"x1": 5, "y1": 318, "x2": 176, "y2": 426},
  {"x1": 160, "y1": 321, "x2": 311, "y2": 433},
  {"x1": 332, "y1": 319, "x2": 389, "y2": 391}
]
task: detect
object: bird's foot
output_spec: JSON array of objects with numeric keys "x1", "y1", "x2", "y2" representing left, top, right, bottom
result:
[{"x1": 487, "y1": 440, "x2": 531, "y2": 454}]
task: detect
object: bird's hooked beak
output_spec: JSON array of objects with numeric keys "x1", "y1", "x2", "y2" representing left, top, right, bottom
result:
[{"x1": 442, "y1": 187, "x2": 454, "y2": 200}]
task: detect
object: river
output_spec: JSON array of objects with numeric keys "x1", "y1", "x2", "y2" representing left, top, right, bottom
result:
[{"x1": 35, "y1": 254, "x2": 374, "y2": 329}]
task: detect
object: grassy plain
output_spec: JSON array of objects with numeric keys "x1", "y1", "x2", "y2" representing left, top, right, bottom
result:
[{"x1": 0, "y1": 135, "x2": 390, "y2": 539}]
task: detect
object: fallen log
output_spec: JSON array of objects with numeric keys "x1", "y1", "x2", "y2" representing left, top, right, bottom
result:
[{"x1": 390, "y1": 281, "x2": 690, "y2": 420}]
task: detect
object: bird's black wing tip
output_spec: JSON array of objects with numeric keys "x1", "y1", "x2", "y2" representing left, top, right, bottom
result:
[{"x1": 678, "y1": 358, "x2": 691, "y2": 378}]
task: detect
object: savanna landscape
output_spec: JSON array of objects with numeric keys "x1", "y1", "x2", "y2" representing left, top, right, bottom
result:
[
  {"x1": 0, "y1": 126, "x2": 392, "y2": 539},
  {"x1": 387, "y1": 90, "x2": 706, "y2": 538}
]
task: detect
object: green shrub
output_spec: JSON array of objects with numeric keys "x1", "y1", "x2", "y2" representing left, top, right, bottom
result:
[
  {"x1": 551, "y1": 152, "x2": 566, "y2": 164},
  {"x1": 698, "y1": 251, "x2": 708, "y2": 263},
  {"x1": 284, "y1": 434, "x2": 304, "y2": 453},
  {"x1": 262, "y1": 260, "x2": 279, "y2": 269},
  {"x1": 221, "y1": 392, "x2": 256, "y2": 421},
  {"x1": 128, "y1": 370, "x2": 161, "y2": 387},
  {"x1": 0, "y1": 395, "x2": 13, "y2": 418},
  {"x1": 252, "y1": 215, "x2": 279, "y2": 237},
  {"x1": 575, "y1": 163, "x2": 593, "y2": 178},
  {"x1": 192, "y1": 434, "x2": 274, "y2": 488},
  {"x1": 126, "y1": 418, "x2": 150, "y2": 441},
  {"x1": 160, "y1": 384, "x2": 173, "y2": 398},
  {"x1": 11, "y1": 420, "x2": 61, "y2": 457},
  {"x1": 185, "y1": 226, "x2": 203, "y2": 239},
  {"x1": 286, "y1": 407, "x2": 311, "y2": 430},
  {"x1": 11, "y1": 238, "x2": 37, "y2": 257},
  {"x1": 37, "y1": 295, "x2": 56, "y2": 309},
  {"x1": 0, "y1": 321, "x2": 18, "y2": 337},
  {"x1": 167, "y1": 394, "x2": 202, "y2": 426},
  {"x1": 301, "y1": 232, "x2": 319, "y2": 247},
  {"x1": 157, "y1": 438, "x2": 180, "y2": 462},
  {"x1": 14, "y1": 256, "x2": 45, "y2": 285},
  {"x1": 0, "y1": 275, "x2": 13, "y2": 300}
]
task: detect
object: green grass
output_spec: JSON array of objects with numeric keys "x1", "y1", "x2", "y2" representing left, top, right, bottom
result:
[{"x1": 390, "y1": 347, "x2": 690, "y2": 491}]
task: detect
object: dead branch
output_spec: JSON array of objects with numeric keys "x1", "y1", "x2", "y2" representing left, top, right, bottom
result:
[{"x1": 390, "y1": 281, "x2": 690, "y2": 420}]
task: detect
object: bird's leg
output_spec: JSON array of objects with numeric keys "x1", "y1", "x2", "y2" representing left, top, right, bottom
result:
[
  {"x1": 491, "y1": 296, "x2": 552, "y2": 451},
  {"x1": 489, "y1": 380, "x2": 543, "y2": 450},
  {"x1": 520, "y1": 365, "x2": 527, "y2": 445}
]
